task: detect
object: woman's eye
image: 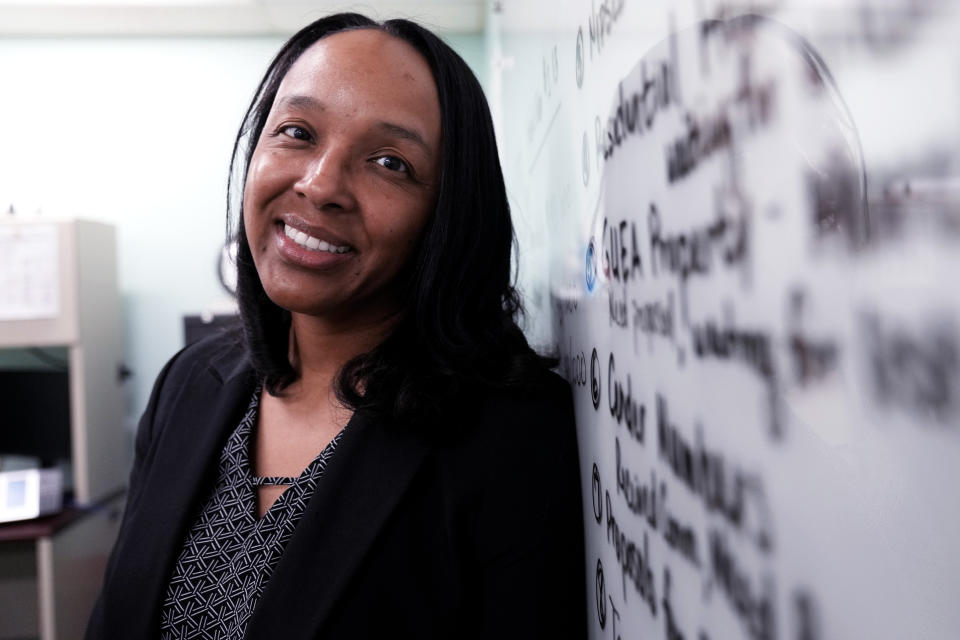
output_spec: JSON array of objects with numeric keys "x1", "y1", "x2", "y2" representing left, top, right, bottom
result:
[
  {"x1": 374, "y1": 155, "x2": 409, "y2": 174},
  {"x1": 279, "y1": 125, "x2": 311, "y2": 141}
]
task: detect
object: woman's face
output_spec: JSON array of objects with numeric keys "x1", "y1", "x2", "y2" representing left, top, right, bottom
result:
[{"x1": 243, "y1": 29, "x2": 442, "y2": 324}]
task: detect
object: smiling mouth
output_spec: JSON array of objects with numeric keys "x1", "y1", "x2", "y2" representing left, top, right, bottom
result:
[{"x1": 283, "y1": 223, "x2": 353, "y2": 254}]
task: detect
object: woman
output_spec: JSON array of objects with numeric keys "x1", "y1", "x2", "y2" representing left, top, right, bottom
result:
[{"x1": 87, "y1": 13, "x2": 586, "y2": 640}]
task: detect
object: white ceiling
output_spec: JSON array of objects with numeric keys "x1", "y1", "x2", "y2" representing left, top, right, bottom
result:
[{"x1": 0, "y1": 0, "x2": 486, "y2": 36}]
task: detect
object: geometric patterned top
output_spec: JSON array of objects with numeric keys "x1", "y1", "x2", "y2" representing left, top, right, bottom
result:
[{"x1": 159, "y1": 387, "x2": 344, "y2": 639}]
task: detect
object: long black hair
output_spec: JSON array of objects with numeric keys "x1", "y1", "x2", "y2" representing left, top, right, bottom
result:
[{"x1": 228, "y1": 13, "x2": 552, "y2": 427}]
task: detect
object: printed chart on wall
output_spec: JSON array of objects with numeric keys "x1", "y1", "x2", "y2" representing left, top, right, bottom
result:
[{"x1": 493, "y1": 1, "x2": 960, "y2": 639}]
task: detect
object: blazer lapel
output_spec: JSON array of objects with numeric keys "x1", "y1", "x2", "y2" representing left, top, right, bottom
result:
[
  {"x1": 105, "y1": 351, "x2": 256, "y2": 636},
  {"x1": 245, "y1": 410, "x2": 428, "y2": 639}
]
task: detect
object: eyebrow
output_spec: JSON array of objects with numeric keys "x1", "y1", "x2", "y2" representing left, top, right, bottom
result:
[
  {"x1": 276, "y1": 94, "x2": 325, "y2": 113},
  {"x1": 275, "y1": 94, "x2": 432, "y2": 156},
  {"x1": 375, "y1": 122, "x2": 431, "y2": 156}
]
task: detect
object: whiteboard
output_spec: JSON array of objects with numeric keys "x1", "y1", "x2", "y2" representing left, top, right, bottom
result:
[{"x1": 492, "y1": 1, "x2": 960, "y2": 639}]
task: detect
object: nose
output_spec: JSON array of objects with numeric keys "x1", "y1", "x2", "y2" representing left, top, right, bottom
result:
[{"x1": 293, "y1": 145, "x2": 358, "y2": 212}]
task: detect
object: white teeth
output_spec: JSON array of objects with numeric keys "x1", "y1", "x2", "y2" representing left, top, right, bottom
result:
[{"x1": 283, "y1": 223, "x2": 351, "y2": 254}]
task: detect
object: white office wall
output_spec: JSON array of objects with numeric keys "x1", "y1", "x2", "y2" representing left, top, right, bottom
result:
[{"x1": 0, "y1": 32, "x2": 486, "y2": 429}]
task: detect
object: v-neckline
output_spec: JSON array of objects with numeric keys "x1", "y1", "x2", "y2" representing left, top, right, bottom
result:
[{"x1": 242, "y1": 387, "x2": 350, "y2": 522}]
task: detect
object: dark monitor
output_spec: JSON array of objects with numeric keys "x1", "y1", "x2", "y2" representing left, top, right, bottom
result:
[
  {"x1": 183, "y1": 313, "x2": 242, "y2": 347},
  {"x1": 0, "y1": 369, "x2": 71, "y2": 466}
]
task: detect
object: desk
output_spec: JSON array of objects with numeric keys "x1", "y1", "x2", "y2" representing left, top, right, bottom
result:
[{"x1": 0, "y1": 493, "x2": 123, "y2": 640}]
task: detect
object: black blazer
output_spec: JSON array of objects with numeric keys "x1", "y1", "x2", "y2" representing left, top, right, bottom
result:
[{"x1": 87, "y1": 334, "x2": 587, "y2": 639}]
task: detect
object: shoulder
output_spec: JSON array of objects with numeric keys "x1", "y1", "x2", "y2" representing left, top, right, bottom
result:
[
  {"x1": 159, "y1": 326, "x2": 249, "y2": 388},
  {"x1": 433, "y1": 368, "x2": 579, "y2": 484},
  {"x1": 425, "y1": 368, "x2": 584, "y2": 591},
  {"x1": 469, "y1": 368, "x2": 575, "y2": 441},
  {"x1": 142, "y1": 326, "x2": 250, "y2": 425}
]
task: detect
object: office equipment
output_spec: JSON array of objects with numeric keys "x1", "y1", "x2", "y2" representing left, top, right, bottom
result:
[
  {"x1": 493, "y1": 4, "x2": 960, "y2": 640},
  {"x1": 0, "y1": 369, "x2": 71, "y2": 468},
  {"x1": 0, "y1": 218, "x2": 126, "y2": 505},
  {"x1": 0, "y1": 469, "x2": 63, "y2": 523},
  {"x1": 183, "y1": 311, "x2": 241, "y2": 346},
  {"x1": 0, "y1": 218, "x2": 126, "y2": 640}
]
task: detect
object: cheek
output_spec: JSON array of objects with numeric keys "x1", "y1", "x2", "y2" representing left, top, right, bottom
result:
[
  {"x1": 388, "y1": 220, "x2": 429, "y2": 271},
  {"x1": 242, "y1": 203, "x2": 268, "y2": 256},
  {"x1": 243, "y1": 154, "x2": 278, "y2": 252},
  {"x1": 391, "y1": 218, "x2": 427, "y2": 253}
]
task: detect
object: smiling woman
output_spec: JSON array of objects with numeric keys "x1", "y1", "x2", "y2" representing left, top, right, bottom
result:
[{"x1": 86, "y1": 12, "x2": 586, "y2": 640}]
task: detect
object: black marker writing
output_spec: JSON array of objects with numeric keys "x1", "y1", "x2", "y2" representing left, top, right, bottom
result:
[
  {"x1": 592, "y1": 462, "x2": 604, "y2": 523},
  {"x1": 788, "y1": 289, "x2": 839, "y2": 386},
  {"x1": 690, "y1": 319, "x2": 774, "y2": 381},
  {"x1": 793, "y1": 589, "x2": 822, "y2": 640},
  {"x1": 552, "y1": 296, "x2": 578, "y2": 326},
  {"x1": 662, "y1": 567, "x2": 687, "y2": 640},
  {"x1": 862, "y1": 311, "x2": 960, "y2": 425},
  {"x1": 689, "y1": 312, "x2": 783, "y2": 439},
  {"x1": 632, "y1": 291, "x2": 676, "y2": 353},
  {"x1": 576, "y1": 27, "x2": 585, "y2": 88},
  {"x1": 615, "y1": 437, "x2": 657, "y2": 525},
  {"x1": 666, "y1": 109, "x2": 732, "y2": 183},
  {"x1": 596, "y1": 559, "x2": 607, "y2": 629},
  {"x1": 614, "y1": 436, "x2": 701, "y2": 567},
  {"x1": 734, "y1": 57, "x2": 777, "y2": 131},
  {"x1": 609, "y1": 285, "x2": 629, "y2": 328},
  {"x1": 587, "y1": 0, "x2": 626, "y2": 60},
  {"x1": 604, "y1": 217, "x2": 644, "y2": 283},
  {"x1": 562, "y1": 337, "x2": 589, "y2": 387},
  {"x1": 806, "y1": 150, "x2": 867, "y2": 248},
  {"x1": 608, "y1": 595, "x2": 622, "y2": 640},
  {"x1": 600, "y1": 41, "x2": 680, "y2": 163},
  {"x1": 649, "y1": 200, "x2": 749, "y2": 283},
  {"x1": 541, "y1": 45, "x2": 559, "y2": 99},
  {"x1": 709, "y1": 530, "x2": 776, "y2": 640},
  {"x1": 657, "y1": 394, "x2": 774, "y2": 551},
  {"x1": 660, "y1": 481, "x2": 700, "y2": 567},
  {"x1": 608, "y1": 353, "x2": 645, "y2": 443},
  {"x1": 698, "y1": 5, "x2": 771, "y2": 51},
  {"x1": 605, "y1": 490, "x2": 657, "y2": 615},
  {"x1": 591, "y1": 348, "x2": 602, "y2": 410}
]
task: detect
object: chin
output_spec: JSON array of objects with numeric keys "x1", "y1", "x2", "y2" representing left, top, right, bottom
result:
[
  {"x1": 262, "y1": 287, "x2": 338, "y2": 316},
  {"x1": 256, "y1": 263, "x2": 409, "y2": 324}
]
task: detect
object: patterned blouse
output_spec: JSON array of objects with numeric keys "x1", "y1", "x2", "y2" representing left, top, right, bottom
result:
[{"x1": 159, "y1": 388, "x2": 343, "y2": 639}]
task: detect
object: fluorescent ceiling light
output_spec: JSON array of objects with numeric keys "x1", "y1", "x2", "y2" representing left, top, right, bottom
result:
[{"x1": 0, "y1": 0, "x2": 256, "y2": 5}]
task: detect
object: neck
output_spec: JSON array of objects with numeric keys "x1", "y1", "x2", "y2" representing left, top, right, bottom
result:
[{"x1": 283, "y1": 309, "x2": 399, "y2": 400}]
